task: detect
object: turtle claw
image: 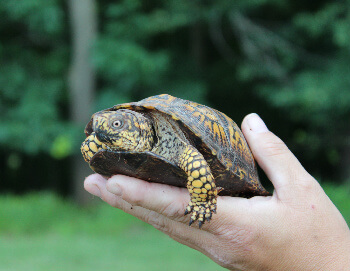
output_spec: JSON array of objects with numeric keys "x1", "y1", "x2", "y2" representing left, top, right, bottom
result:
[
  {"x1": 198, "y1": 221, "x2": 204, "y2": 228},
  {"x1": 185, "y1": 199, "x2": 217, "y2": 228}
]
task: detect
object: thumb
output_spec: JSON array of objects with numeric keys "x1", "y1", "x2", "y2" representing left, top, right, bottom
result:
[{"x1": 241, "y1": 113, "x2": 316, "y2": 200}]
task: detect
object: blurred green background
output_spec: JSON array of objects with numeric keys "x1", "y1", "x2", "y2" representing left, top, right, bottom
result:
[{"x1": 1, "y1": 0, "x2": 350, "y2": 270}]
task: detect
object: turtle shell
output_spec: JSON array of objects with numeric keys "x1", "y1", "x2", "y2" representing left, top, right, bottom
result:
[{"x1": 85, "y1": 94, "x2": 270, "y2": 197}]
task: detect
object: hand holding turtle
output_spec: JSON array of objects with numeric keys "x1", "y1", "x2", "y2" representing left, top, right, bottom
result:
[{"x1": 85, "y1": 113, "x2": 350, "y2": 271}]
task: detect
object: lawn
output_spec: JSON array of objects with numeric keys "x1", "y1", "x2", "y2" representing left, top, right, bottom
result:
[
  {"x1": 0, "y1": 231, "x2": 224, "y2": 271},
  {"x1": 0, "y1": 193, "x2": 225, "y2": 271}
]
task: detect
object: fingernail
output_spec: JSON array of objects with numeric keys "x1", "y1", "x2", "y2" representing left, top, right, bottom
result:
[
  {"x1": 246, "y1": 113, "x2": 268, "y2": 133},
  {"x1": 107, "y1": 178, "x2": 123, "y2": 196}
]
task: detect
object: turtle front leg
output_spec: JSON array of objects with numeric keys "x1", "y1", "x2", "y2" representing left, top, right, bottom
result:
[{"x1": 178, "y1": 146, "x2": 218, "y2": 227}]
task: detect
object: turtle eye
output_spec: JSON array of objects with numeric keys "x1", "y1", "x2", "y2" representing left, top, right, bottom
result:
[{"x1": 112, "y1": 119, "x2": 123, "y2": 129}]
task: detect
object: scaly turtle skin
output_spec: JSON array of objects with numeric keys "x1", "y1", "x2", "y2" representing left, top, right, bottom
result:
[{"x1": 81, "y1": 94, "x2": 271, "y2": 227}]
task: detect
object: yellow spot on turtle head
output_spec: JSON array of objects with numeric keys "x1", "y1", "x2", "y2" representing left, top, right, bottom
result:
[
  {"x1": 83, "y1": 144, "x2": 90, "y2": 152},
  {"x1": 89, "y1": 141, "x2": 98, "y2": 153}
]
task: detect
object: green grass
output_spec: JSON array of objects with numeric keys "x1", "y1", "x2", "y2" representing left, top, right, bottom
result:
[
  {"x1": 0, "y1": 193, "x2": 225, "y2": 271},
  {"x1": 0, "y1": 232, "x2": 224, "y2": 271},
  {"x1": 0, "y1": 182, "x2": 349, "y2": 271},
  {"x1": 322, "y1": 182, "x2": 350, "y2": 225}
]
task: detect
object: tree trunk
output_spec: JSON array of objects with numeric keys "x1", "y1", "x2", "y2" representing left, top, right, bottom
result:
[{"x1": 68, "y1": 0, "x2": 97, "y2": 205}]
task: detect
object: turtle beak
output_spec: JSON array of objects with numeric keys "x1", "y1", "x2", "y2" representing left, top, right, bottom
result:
[
  {"x1": 84, "y1": 111, "x2": 107, "y2": 137},
  {"x1": 92, "y1": 112, "x2": 115, "y2": 145},
  {"x1": 84, "y1": 118, "x2": 94, "y2": 137}
]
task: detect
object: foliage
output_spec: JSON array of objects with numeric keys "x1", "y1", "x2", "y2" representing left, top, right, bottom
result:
[
  {"x1": 0, "y1": 0, "x2": 73, "y2": 157},
  {"x1": 93, "y1": 0, "x2": 209, "y2": 110},
  {"x1": 226, "y1": 2, "x2": 350, "y2": 168},
  {"x1": 1, "y1": 0, "x2": 350, "y2": 193}
]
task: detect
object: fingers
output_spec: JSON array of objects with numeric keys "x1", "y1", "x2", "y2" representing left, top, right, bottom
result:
[
  {"x1": 106, "y1": 175, "x2": 190, "y2": 223},
  {"x1": 85, "y1": 174, "x2": 193, "y2": 225},
  {"x1": 87, "y1": 174, "x2": 254, "y2": 231},
  {"x1": 241, "y1": 114, "x2": 319, "y2": 200},
  {"x1": 84, "y1": 174, "x2": 133, "y2": 210}
]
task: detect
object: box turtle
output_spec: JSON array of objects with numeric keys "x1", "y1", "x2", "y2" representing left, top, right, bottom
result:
[{"x1": 81, "y1": 94, "x2": 271, "y2": 227}]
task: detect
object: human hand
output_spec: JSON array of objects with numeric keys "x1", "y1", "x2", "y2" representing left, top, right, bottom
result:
[{"x1": 84, "y1": 113, "x2": 350, "y2": 271}]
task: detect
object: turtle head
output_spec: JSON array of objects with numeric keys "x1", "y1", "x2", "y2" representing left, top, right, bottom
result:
[{"x1": 91, "y1": 109, "x2": 154, "y2": 152}]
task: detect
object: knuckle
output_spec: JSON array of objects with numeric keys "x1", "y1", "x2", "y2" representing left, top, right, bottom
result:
[
  {"x1": 158, "y1": 200, "x2": 185, "y2": 220},
  {"x1": 294, "y1": 177, "x2": 320, "y2": 194},
  {"x1": 262, "y1": 134, "x2": 290, "y2": 158},
  {"x1": 146, "y1": 212, "x2": 171, "y2": 232},
  {"x1": 123, "y1": 182, "x2": 152, "y2": 206}
]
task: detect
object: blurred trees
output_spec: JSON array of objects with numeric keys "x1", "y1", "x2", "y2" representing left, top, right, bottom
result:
[
  {"x1": 68, "y1": 0, "x2": 97, "y2": 204},
  {"x1": 1, "y1": 0, "x2": 349, "y2": 197}
]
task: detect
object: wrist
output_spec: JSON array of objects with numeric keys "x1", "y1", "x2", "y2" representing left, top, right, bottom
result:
[{"x1": 257, "y1": 236, "x2": 350, "y2": 271}]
